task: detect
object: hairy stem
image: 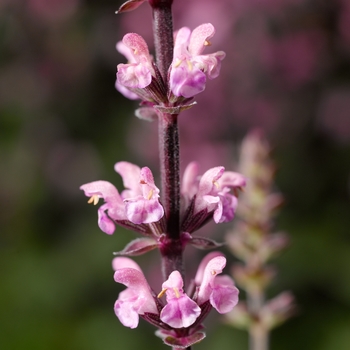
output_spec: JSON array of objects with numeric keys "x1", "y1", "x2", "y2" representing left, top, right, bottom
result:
[
  {"x1": 150, "y1": 0, "x2": 174, "y2": 83},
  {"x1": 158, "y1": 114, "x2": 183, "y2": 278},
  {"x1": 150, "y1": 0, "x2": 183, "y2": 279}
]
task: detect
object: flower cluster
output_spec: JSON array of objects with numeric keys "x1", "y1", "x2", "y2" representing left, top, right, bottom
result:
[
  {"x1": 81, "y1": 161, "x2": 245, "y2": 254},
  {"x1": 113, "y1": 253, "x2": 239, "y2": 348},
  {"x1": 114, "y1": 23, "x2": 225, "y2": 116}
]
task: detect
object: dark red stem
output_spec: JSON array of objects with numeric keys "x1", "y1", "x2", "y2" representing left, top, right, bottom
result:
[{"x1": 149, "y1": 0, "x2": 183, "y2": 279}]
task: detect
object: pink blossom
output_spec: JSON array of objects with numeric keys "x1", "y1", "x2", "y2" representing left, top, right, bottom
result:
[
  {"x1": 115, "y1": 161, "x2": 164, "y2": 224},
  {"x1": 80, "y1": 180, "x2": 126, "y2": 234},
  {"x1": 159, "y1": 271, "x2": 201, "y2": 328},
  {"x1": 113, "y1": 257, "x2": 158, "y2": 329},
  {"x1": 80, "y1": 161, "x2": 164, "y2": 233},
  {"x1": 116, "y1": 33, "x2": 155, "y2": 91},
  {"x1": 169, "y1": 23, "x2": 226, "y2": 98},
  {"x1": 196, "y1": 255, "x2": 239, "y2": 313},
  {"x1": 181, "y1": 162, "x2": 246, "y2": 224}
]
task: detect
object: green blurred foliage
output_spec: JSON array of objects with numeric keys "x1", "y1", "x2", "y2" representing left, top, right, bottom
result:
[{"x1": 1, "y1": 0, "x2": 350, "y2": 350}]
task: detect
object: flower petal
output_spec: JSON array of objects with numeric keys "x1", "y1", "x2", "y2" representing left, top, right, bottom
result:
[
  {"x1": 188, "y1": 23, "x2": 215, "y2": 56},
  {"x1": 160, "y1": 295, "x2": 201, "y2": 328}
]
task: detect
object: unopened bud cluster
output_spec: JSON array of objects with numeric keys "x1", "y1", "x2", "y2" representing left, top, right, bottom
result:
[{"x1": 225, "y1": 131, "x2": 295, "y2": 334}]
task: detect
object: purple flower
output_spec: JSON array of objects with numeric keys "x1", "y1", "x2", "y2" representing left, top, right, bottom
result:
[
  {"x1": 113, "y1": 257, "x2": 158, "y2": 328},
  {"x1": 116, "y1": 33, "x2": 155, "y2": 92},
  {"x1": 169, "y1": 23, "x2": 226, "y2": 98},
  {"x1": 181, "y1": 162, "x2": 246, "y2": 224},
  {"x1": 196, "y1": 254, "x2": 239, "y2": 313},
  {"x1": 80, "y1": 161, "x2": 164, "y2": 234},
  {"x1": 159, "y1": 271, "x2": 201, "y2": 328}
]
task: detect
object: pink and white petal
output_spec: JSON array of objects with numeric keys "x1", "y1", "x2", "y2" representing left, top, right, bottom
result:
[
  {"x1": 116, "y1": 63, "x2": 140, "y2": 88},
  {"x1": 219, "y1": 171, "x2": 247, "y2": 188},
  {"x1": 116, "y1": 41, "x2": 135, "y2": 63},
  {"x1": 170, "y1": 63, "x2": 206, "y2": 98},
  {"x1": 140, "y1": 167, "x2": 160, "y2": 199},
  {"x1": 197, "y1": 166, "x2": 225, "y2": 196},
  {"x1": 133, "y1": 63, "x2": 152, "y2": 88},
  {"x1": 97, "y1": 204, "x2": 117, "y2": 234},
  {"x1": 173, "y1": 27, "x2": 191, "y2": 58},
  {"x1": 125, "y1": 198, "x2": 164, "y2": 224},
  {"x1": 218, "y1": 194, "x2": 238, "y2": 223},
  {"x1": 162, "y1": 270, "x2": 184, "y2": 294},
  {"x1": 193, "y1": 52, "x2": 225, "y2": 79},
  {"x1": 194, "y1": 251, "x2": 224, "y2": 285},
  {"x1": 210, "y1": 275, "x2": 239, "y2": 314},
  {"x1": 122, "y1": 33, "x2": 151, "y2": 63},
  {"x1": 112, "y1": 256, "x2": 142, "y2": 272},
  {"x1": 114, "y1": 161, "x2": 141, "y2": 196},
  {"x1": 181, "y1": 161, "x2": 200, "y2": 199},
  {"x1": 212, "y1": 200, "x2": 224, "y2": 224},
  {"x1": 80, "y1": 180, "x2": 120, "y2": 201},
  {"x1": 188, "y1": 23, "x2": 216, "y2": 56},
  {"x1": 160, "y1": 295, "x2": 201, "y2": 328},
  {"x1": 114, "y1": 297, "x2": 140, "y2": 328},
  {"x1": 114, "y1": 267, "x2": 158, "y2": 314},
  {"x1": 197, "y1": 256, "x2": 226, "y2": 305}
]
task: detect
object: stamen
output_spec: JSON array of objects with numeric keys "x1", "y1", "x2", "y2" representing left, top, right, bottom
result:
[
  {"x1": 147, "y1": 189, "x2": 153, "y2": 200},
  {"x1": 186, "y1": 60, "x2": 193, "y2": 71},
  {"x1": 174, "y1": 287, "x2": 180, "y2": 298},
  {"x1": 204, "y1": 40, "x2": 211, "y2": 46},
  {"x1": 213, "y1": 180, "x2": 219, "y2": 188},
  {"x1": 174, "y1": 58, "x2": 182, "y2": 68},
  {"x1": 157, "y1": 288, "x2": 167, "y2": 298},
  {"x1": 88, "y1": 194, "x2": 99, "y2": 205},
  {"x1": 211, "y1": 270, "x2": 217, "y2": 276}
]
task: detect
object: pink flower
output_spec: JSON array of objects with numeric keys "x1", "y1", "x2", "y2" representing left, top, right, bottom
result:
[
  {"x1": 80, "y1": 161, "x2": 164, "y2": 234},
  {"x1": 116, "y1": 33, "x2": 155, "y2": 91},
  {"x1": 80, "y1": 180, "x2": 126, "y2": 234},
  {"x1": 113, "y1": 257, "x2": 158, "y2": 329},
  {"x1": 169, "y1": 23, "x2": 226, "y2": 98},
  {"x1": 115, "y1": 161, "x2": 164, "y2": 224},
  {"x1": 182, "y1": 162, "x2": 246, "y2": 224},
  {"x1": 159, "y1": 271, "x2": 201, "y2": 328},
  {"x1": 196, "y1": 254, "x2": 239, "y2": 313}
]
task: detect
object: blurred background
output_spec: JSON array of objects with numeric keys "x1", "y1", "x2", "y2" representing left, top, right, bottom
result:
[{"x1": 1, "y1": 0, "x2": 350, "y2": 349}]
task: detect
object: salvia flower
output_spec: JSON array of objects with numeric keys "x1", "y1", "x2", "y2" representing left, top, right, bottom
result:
[
  {"x1": 181, "y1": 162, "x2": 246, "y2": 233},
  {"x1": 169, "y1": 23, "x2": 226, "y2": 98},
  {"x1": 113, "y1": 257, "x2": 158, "y2": 328},
  {"x1": 80, "y1": 161, "x2": 164, "y2": 234},
  {"x1": 196, "y1": 255, "x2": 239, "y2": 313},
  {"x1": 116, "y1": 33, "x2": 155, "y2": 90},
  {"x1": 159, "y1": 270, "x2": 201, "y2": 328}
]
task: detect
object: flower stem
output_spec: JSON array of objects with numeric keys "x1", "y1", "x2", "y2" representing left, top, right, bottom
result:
[
  {"x1": 158, "y1": 113, "x2": 183, "y2": 278},
  {"x1": 150, "y1": 0, "x2": 174, "y2": 84},
  {"x1": 158, "y1": 114, "x2": 180, "y2": 239},
  {"x1": 150, "y1": 0, "x2": 183, "y2": 279}
]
